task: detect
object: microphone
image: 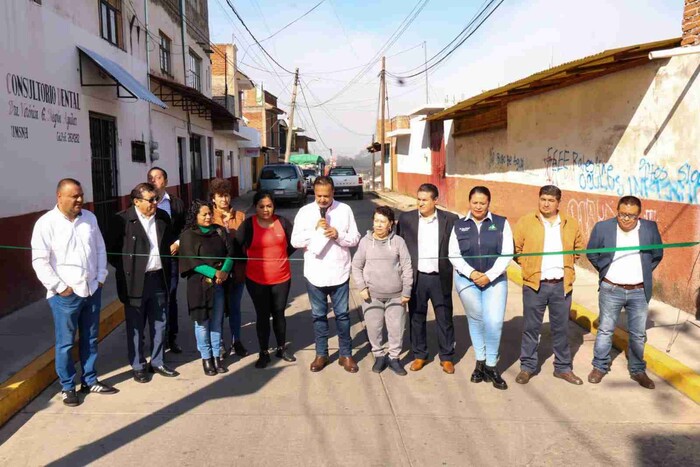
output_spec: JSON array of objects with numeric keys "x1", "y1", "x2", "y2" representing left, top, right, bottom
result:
[{"x1": 320, "y1": 206, "x2": 328, "y2": 219}]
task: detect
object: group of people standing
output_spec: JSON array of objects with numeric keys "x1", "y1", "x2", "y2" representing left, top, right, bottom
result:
[{"x1": 31, "y1": 172, "x2": 663, "y2": 407}]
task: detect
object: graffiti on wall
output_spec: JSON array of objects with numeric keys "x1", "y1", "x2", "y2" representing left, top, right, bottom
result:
[
  {"x1": 567, "y1": 197, "x2": 658, "y2": 236},
  {"x1": 490, "y1": 149, "x2": 524, "y2": 171},
  {"x1": 544, "y1": 147, "x2": 699, "y2": 205}
]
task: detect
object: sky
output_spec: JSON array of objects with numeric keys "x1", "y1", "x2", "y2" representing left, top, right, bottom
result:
[{"x1": 207, "y1": 0, "x2": 684, "y2": 157}]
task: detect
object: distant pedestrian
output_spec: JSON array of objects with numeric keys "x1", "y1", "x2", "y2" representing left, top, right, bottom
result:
[
  {"x1": 179, "y1": 200, "x2": 234, "y2": 376},
  {"x1": 107, "y1": 183, "x2": 179, "y2": 383},
  {"x1": 31, "y1": 178, "x2": 117, "y2": 407},
  {"x1": 450, "y1": 186, "x2": 513, "y2": 390},
  {"x1": 291, "y1": 176, "x2": 361, "y2": 373},
  {"x1": 209, "y1": 177, "x2": 248, "y2": 359},
  {"x1": 234, "y1": 191, "x2": 296, "y2": 368},
  {"x1": 148, "y1": 167, "x2": 186, "y2": 354},
  {"x1": 352, "y1": 206, "x2": 412, "y2": 375},
  {"x1": 513, "y1": 185, "x2": 584, "y2": 386},
  {"x1": 395, "y1": 183, "x2": 459, "y2": 374},
  {"x1": 586, "y1": 196, "x2": 663, "y2": 389}
]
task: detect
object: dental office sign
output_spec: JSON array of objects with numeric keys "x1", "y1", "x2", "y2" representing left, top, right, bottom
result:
[{"x1": 6, "y1": 73, "x2": 81, "y2": 143}]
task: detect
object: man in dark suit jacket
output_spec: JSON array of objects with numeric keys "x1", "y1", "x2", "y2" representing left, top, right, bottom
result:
[
  {"x1": 108, "y1": 183, "x2": 180, "y2": 383},
  {"x1": 396, "y1": 183, "x2": 459, "y2": 373},
  {"x1": 586, "y1": 195, "x2": 663, "y2": 390},
  {"x1": 148, "y1": 167, "x2": 186, "y2": 353}
]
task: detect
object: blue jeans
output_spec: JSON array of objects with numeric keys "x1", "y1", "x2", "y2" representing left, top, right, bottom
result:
[
  {"x1": 306, "y1": 280, "x2": 352, "y2": 357},
  {"x1": 194, "y1": 285, "x2": 225, "y2": 359},
  {"x1": 454, "y1": 273, "x2": 507, "y2": 367},
  {"x1": 226, "y1": 281, "x2": 245, "y2": 343},
  {"x1": 593, "y1": 281, "x2": 649, "y2": 374},
  {"x1": 48, "y1": 288, "x2": 102, "y2": 391}
]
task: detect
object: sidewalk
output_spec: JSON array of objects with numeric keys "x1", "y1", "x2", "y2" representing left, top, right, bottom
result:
[
  {"x1": 0, "y1": 191, "x2": 257, "y2": 426},
  {"x1": 1, "y1": 193, "x2": 699, "y2": 464},
  {"x1": 375, "y1": 189, "x2": 700, "y2": 403}
]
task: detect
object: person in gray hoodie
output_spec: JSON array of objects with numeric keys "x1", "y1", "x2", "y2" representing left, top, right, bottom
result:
[{"x1": 352, "y1": 206, "x2": 413, "y2": 375}]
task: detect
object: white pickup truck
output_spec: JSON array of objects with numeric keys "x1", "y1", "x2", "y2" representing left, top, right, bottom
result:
[{"x1": 328, "y1": 166, "x2": 363, "y2": 200}]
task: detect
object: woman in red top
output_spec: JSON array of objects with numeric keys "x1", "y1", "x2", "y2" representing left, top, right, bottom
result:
[{"x1": 235, "y1": 191, "x2": 296, "y2": 368}]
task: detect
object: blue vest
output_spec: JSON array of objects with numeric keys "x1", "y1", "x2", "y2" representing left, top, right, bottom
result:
[{"x1": 454, "y1": 214, "x2": 506, "y2": 272}]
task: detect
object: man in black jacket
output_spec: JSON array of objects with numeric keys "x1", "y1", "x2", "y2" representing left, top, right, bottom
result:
[
  {"x1": 148, "y1": 167, "x2": 186, "y2": 353},
  {"x1": 396, "y1": 184, "x2": 459, "y2": 374},
  {"x1": 108, "y1": 183, "x2": 179, "y2": 383}
]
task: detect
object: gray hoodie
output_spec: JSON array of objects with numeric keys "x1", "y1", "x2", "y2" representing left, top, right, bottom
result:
[{"x1": 352, "y1": 230, "x2": 413, "y2": 299}]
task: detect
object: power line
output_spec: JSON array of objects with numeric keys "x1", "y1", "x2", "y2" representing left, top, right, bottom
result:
[
  {"x1": 298, "y1": 81, "x2": 330, "y2": 149},
  {"x1": 259, "y1": 0, "x2": 327, "y2": 42}
]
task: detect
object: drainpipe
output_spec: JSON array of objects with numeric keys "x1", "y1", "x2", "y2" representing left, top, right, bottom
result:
[
  {"x1": 144, "y1": 0, "x2": 153, "y2": 160},
  {"x1": 180, "y1": 0, "x2": 192, "y2": 190},
  {"x1": 649, "y1": 45, "x2": 700, "y2": 60}
]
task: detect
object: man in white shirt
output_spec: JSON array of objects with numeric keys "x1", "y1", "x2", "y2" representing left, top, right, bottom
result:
[
  {"x1": 107, "y1": 183, "x2": 179, "y2": 383},
  {"x1": 587, "y1": 196, "x2": 663, "y2": 389},
  {"x1": 291, "y1": 176, "x2": 361, "y2": 373},
  {"x1": 31, "y1": 178, "x2": 117, "y2": 407}
]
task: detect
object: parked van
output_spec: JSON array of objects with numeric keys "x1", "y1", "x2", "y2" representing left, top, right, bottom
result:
[{"x1": 258, "y1": 163, "x2": 307, "y2": 205}]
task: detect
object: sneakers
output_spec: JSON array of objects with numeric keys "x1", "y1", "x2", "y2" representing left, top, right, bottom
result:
[
  {"x1": 61, "y1": 389, "x2": 80, "y2": 407},
  {"x1": 372, "y1": 355, "x2": 388, "y2": 373},
  {"x1": 387, "y1": 358, "x2": 407, "y2": 376},
  {"x1": 79, "y1": 381, "x2": 119, "y2": 395}
]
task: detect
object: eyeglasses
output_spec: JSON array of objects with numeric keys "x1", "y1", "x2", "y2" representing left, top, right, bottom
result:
[
  {"x1": 138, "y1": 196, "x2": 160, "y2": 204},
  {"x1": 617, "y1": 212, "x2": 639, "y2": 221}
]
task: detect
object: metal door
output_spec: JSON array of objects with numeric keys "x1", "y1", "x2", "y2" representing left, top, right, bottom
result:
[
  {"x1": 89, "y1": 113, "x2": 118, "y2": 237},
  {"x1": 177, "y1": 137, "x2": 190, "y2": 205},
  {"x1": 430, "y1": 120, "x2": 447, "y2": 196},
  {"x1": 190, "y1": 134, "x2": 203, "y2": 200}
]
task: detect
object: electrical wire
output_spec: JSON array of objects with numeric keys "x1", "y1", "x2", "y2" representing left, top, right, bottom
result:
[{"x1": 259, "y1": 0, "x2": 327, "y2": 42}]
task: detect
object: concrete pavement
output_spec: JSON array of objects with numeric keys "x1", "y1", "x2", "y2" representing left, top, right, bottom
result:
[{"x1": 1, "y1": 193, "x2": 699, "y2": 466}]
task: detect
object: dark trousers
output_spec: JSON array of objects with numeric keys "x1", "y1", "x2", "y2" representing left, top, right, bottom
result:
[
  {"x1": 409, "y1": 272, "x2": 455, "y2": 361},
  {"x1": 519, "y1": 282, "x2": 573, "y2": 373},
  {"x1": 125, "y1": 271, "x2": 168, "y2": 371},
  {"x1": 167, "y1": 258, "x2": 179, "y2": 342},
  {"x1": 246, "y1": 278, "x2": 291, "y2": 353}
]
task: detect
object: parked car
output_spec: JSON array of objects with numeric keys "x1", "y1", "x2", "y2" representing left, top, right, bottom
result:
[
  {"x1": 302, "y1": 168, "x2": 318, "y2": 194},
  {"x1": 328, "y1": 166, "x2": 363, "y2": 199},
  {"x1": 258, "y1": 163, "x2": 307, "y2": 205}
]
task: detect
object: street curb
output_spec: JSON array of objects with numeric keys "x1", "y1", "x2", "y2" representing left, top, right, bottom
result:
[
  {"x1": 0, "y1": 299, "x2": 125, "y2": 427},
  {"x1": 506, "y1": 265, "x2": 700, "y2": 404}
]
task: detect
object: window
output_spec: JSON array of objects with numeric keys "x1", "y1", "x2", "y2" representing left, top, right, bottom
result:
[
  {"x1": 159, "y1": 32, "x2": 171, "y2": 75},
  {"x1": 99, "y1": 0, "x2": 122, "y2": 47},
  {"x1": 187, "y1": 49, "x2": 202, "y2": 91}
]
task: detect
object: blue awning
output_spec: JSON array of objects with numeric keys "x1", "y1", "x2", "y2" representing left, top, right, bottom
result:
[{"x1": 77, "y1": 46, "x2": 167, "y2": 109}]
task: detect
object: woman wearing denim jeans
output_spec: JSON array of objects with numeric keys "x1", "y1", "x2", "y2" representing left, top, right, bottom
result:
[
  {"x1": 449, "y1": 186, "x2": 514, "y2": 390},
  {"x1": 179, "y1": 200, "x2": 235, "y2": 376}
]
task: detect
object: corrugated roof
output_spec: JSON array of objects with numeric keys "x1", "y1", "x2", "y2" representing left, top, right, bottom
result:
[{"x1": 428, "y1": 37, "x2": 681, "y2": 121}]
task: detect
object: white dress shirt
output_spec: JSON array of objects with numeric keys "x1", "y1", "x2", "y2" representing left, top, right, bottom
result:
[
  {"x1": 448, "y1": 211, "x2": 514, "y2": 282},
  {"x1": 417, "y1": 211, "x2": 440, "y2": 273},
  {"x1": 605, "y1": 223, "x2": 643, "y2": 285},
  {"x1": 291, "y1": 200, "x2": 361, "y2": 287},
  {"x1": 136, "y1": 210, "x2": 163, "y2": 272},
  {"x1": 157, "y1": 192, "x2": 172, "y2": 218},
  {"x1": 540, "y1": 214, "x2": 564, "y2": 280},
  {"x1": 31, "y1": 206, "x2": 108, "y2": 298}
]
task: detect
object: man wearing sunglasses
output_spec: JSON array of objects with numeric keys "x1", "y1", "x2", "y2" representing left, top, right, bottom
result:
[
  {"x1": 107, "y1": 183, "x2": 179, "y2": 383},
  {"x1": 586, "y1": 195, "x2": 664, "y2": 389}
]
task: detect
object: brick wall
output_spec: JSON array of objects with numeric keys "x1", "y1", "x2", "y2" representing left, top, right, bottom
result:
[{"x1": 683, "y1": 0, "x2": 700, "y2": 46}]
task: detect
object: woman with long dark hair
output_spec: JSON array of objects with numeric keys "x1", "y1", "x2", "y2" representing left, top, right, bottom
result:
[
  {"x1": 234, "y1": 191, "x2": 296, "y2": 369},
  {"x1": 179, "y1": 200, "x2": 234, "y2": 376},
  {"x1": 449, "y1": 186, "x2": 514, "y2": 390}
]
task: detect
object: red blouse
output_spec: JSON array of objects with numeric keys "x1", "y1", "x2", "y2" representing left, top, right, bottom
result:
[{"x1": 246, "y1": 216, "x2": 291, "y2": 285}]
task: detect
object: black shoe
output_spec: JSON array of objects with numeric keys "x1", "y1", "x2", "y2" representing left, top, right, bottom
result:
[
  {"x1": 148, "y1": 364, "x2": 180, "y2": 378},
  {"x1": 233, "y1": 341, "x2": 249, "y2": 357},
  {"x1": 214, "y1": 357, "x2": 228, "y2": 373},
  {"x1": 388, "y1": 358, "x2": 408, "y2": 376},
  {"x1": 61, "y1": 389, "x2": 80, "y2": 407},
  {"x1": 133, "y1": 369, "x2": 150, "y2": 384},
  {"x1": 483, "y1": 365, "x2": 508, "y2": 390},
  {"x1": 275, "y1": 347, "x2": 296, "y2": 362},
  {"x1": 471, "y1": 360, "x2": 485, "y2": 383},
  {"x1": 168, "y1": 339, "x2": 183, "y2": 354},
  {"x1": 203, "y1": 358, "x2": 217, "y2": 376},
  {"x1": 255, "y1": 351, "x2": 271, "y2": 369},
  {"x1": 372, "y1": 355, "x2": 388, "y2": 374},
  {"x1": 80, "y1": 381, "x2": 119, "y2": 394}
]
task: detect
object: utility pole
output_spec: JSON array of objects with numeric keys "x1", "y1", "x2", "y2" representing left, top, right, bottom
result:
[
  {"x1": 284, "y1": 68, "x2": 299, "y2": 163},
  {"x1": 379, "y1": 56, "x2": 386, "y2": 191},
  {"x1": 424, "y1": 41, "x2": 429, "y2": 104},
  {"x1": 370, "y1": 134, "x2": 375, "y2": 191}
]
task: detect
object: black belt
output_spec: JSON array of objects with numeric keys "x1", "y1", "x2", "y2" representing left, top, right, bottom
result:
[
  {"x1": 145, "y1": 269, "x2": 163, "y2": 276},
  {"x1": 603, "y1": 277, "x2": 644, "y2": 290},
  {"x1": 418, "y1": 271, "x2": 439, "y2": 276},
  {"x1": 540, "y1": 278, "x2": 563, "y2": 284}
]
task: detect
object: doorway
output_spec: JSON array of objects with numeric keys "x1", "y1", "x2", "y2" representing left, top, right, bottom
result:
[
  {"x1": 190, "y1": 134, "x2": 203, "y2": 200},
  {"x1": 89, "y1": 112, "x2": 118, "y2": 236},
  {"x1": 177, "y1": 136, "x2": 189, "y2": 205}
]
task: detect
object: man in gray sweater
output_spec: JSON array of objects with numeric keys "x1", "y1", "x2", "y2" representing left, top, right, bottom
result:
[{"x1": 352, "y1": 206, "x2": 413, "y2": 375}]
